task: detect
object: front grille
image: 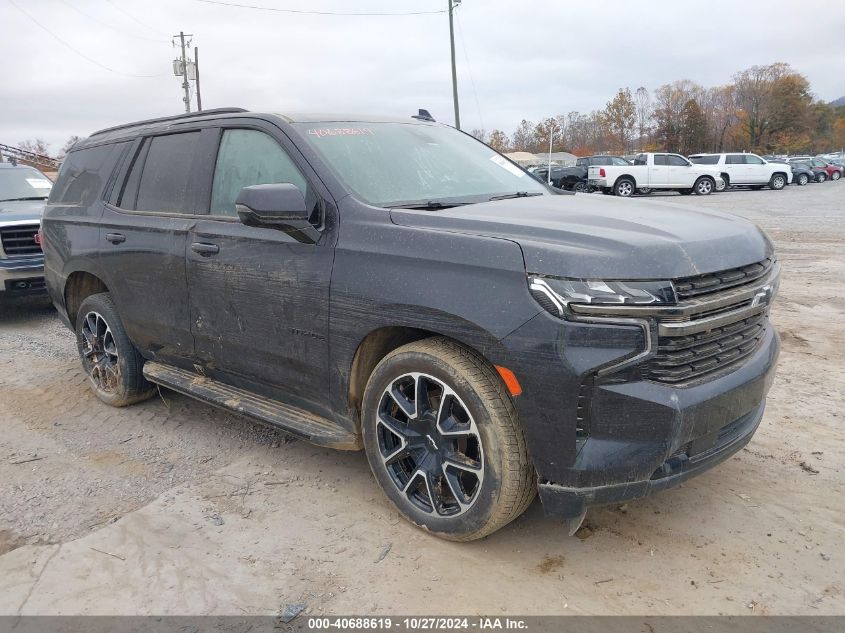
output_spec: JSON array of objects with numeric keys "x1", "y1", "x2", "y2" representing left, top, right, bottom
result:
[
  {"x1": 673, "y1": 257, "x2": 774, "y2": 300},
  {"x1": 644, "y1": 312, "x2": 766, "y2": 383},
  {"x1": 1, "y1": 224, "x2": 41, "y2": 256}
]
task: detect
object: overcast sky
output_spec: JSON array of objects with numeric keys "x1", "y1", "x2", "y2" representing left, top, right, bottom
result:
[{"x1": 1, "y1": 0, "x2": 844, "y2": 152}]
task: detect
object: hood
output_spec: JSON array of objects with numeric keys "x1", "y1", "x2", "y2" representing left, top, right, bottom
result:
[
  {"x1": 390, "y1": 194, "x2": 771, "y2": 279},
  {"x1": 0, "y1": 200, "x2": 46, "y2": 224}
]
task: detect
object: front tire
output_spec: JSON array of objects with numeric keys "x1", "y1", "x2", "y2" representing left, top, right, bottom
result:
[
  {"x1": 614, "y1": 178, "x2": 635, "y2": 197},
  {"x1": 694, "y1": 176, "x2": 714, "y2": 195},
  {"x1": 75, "y1": 293, "x2": 155, "y2": 407},
  {"x1": 797, "y1": 173, "x2": 809, "y2": 186},
  {"x1": 572, "y1": 181, "x2": 588, "y2": 194},
  {"x1": 817, "y1": 173, "x2": 827, "y2": 183},
  {"x1": 769, "y1": 173, "x2": 787, "y2": 190},
  {"x1": 832, "y1": 171, "x2": 841, "y2": 181},
  {"x1": 361, "y1": 337, "x2": 535, "y2": 541}
]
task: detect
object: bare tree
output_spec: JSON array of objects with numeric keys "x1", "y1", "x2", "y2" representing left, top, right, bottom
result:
[
  {"x1": 18, "y1": 138, "x2": 51, "y2": 157},
  {"x1": 634, "y1": 87, "x2": 652, "y2": 149}
]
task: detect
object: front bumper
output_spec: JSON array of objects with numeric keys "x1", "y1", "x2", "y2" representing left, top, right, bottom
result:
[
  {"x1": 500, "y1": 309, "x2": 779, "y2": 520},
  {"x1": 0, "y1": 255, "x2": 45, "y2": 295}
]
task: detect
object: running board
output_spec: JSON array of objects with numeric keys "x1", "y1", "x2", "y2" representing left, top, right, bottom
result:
[{"x1": 143, "y1": 362, "x2": 359, "y2": 450}]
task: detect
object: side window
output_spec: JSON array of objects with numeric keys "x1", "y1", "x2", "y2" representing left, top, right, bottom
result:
[
  {"x1": 576, "y1": 158, "x2": 586, "y2": 167},
  {"x1": 726, "y1": 154, "x2": 745, "y2": 165},
  {"x1": 210, "y1": 129, "x2": 311, "y2": 217},
  {"x1": 49, "y1": 142, "x2": 128, "y2": 207},
  {"x1": 123, "y1": 132, "x2": 201, "y2": 213},
  {"x1": 653, "y1": 155, "x2": 668, "y2": 166},
  {"x1": 746, "y1": 155, "x2": 764, "y2": 165},
  {"x1": 634, "y1": 154, "x2": 647, "y2": 165},
  {"x1": 667, "y1": 155, "x2": 689, "y2": 166}
]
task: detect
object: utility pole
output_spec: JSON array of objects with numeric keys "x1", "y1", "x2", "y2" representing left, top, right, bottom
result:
[
  {"x1": 194, "y1": 46, "x2": 203, "y2": 111},
  {"x1": 448, "y1": 0, "x2": 461, "y2": 130},
  {"x1": 174, "y1": 31, "x2": 192, "y2": 113}
]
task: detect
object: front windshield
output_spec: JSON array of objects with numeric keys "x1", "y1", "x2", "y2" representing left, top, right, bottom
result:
[
  {"x1": 292, "y1": 122, "x2": 548, "y2": 207},
  {"x1": 0, "y1": 167, "x2": 53, "y2": 201}
]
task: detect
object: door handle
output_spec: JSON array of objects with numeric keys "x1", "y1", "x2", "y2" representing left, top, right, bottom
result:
[
  {"x1": 191, "y1": 242, "x2": 220, "y2": 256},
  {"x1": 105, "y1": 233, "x2": 126, "y2": 244}
]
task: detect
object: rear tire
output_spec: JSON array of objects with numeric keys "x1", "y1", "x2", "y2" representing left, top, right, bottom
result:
[
  {"x1": 797, "y1": 174, "x2": 809, "y2": 186},
  {"x1": 75, "y1": 293, "x2": 155, "y2": 407},
  {"x1": 613, "y1": 178, "x2": 635, "y2": 197},
  {"x1": 361, "y1": 337, "x2": 536, "y2": 541},
  {"x1": 817, "y1": 173, "x2": 827, "y2": 183},
  {"x1": 573, "y1": 181, "x2": 588, "y2": 194}
]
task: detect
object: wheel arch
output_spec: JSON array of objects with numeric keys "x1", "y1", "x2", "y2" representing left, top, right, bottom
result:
[
  {"x1": 64, "y1": 271, "x2": 110, "y2": 325},
  {"x1": 613, "y1": 174, "x2": 637, "y2": 188},
  {"x1": 346, "y1": 323, "x2": 516, "y2": 429}
]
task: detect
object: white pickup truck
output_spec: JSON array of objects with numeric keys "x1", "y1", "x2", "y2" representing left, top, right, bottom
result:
[{"x1": 588, "y1": 152, "x2": 724, "y2": 197}]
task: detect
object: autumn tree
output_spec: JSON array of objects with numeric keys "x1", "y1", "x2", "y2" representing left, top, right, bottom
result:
[
  {"x1": 487, "y1": 129, "x2": 510, "y2": 152},
  {"x1": 511, "y1": 119, "x2": 538, "y2": 152},
  {"x1": 678, "y1": 99, "x2": 708, "y2": 155},
  {"x1": 533, "y1": 117, "x2": 565, "y2": 154},
  {"x1": 602, "y1": 88, "x2": 637, "y2": 152},
  {"x1": 732, "y1": 62, "x2": 792, "y2": 149}
]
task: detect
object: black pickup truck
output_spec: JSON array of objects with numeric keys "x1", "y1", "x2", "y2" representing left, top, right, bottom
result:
[
  {"x1": 42, "y1": 109, "x2": 780, "y2": 541},
  {"x1": 534, "y1": 155, "x2": 634, "y2": 192}
]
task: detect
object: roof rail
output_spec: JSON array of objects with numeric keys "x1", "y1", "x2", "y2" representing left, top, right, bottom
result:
[{"x1": 90, "y1": 107, "x2": 248, "y2": 137}]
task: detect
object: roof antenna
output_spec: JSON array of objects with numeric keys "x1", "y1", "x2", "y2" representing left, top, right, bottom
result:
[{"x1": 412, "y1": 109, "x2": 435, "y2": 122}]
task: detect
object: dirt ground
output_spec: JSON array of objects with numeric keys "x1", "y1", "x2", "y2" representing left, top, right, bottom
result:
[{"x1": 0, "y1": 184, "x2": 843, "y2": 616}]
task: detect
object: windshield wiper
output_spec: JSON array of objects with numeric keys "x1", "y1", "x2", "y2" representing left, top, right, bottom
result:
[
  {"x1": 488, "y1": 191, "x2": 544, "y2": 201},
  {"x1": 0, "y1": 196, "x2": 49, "y2": 202},
  {"x1": 388, "y1": 200, "x2": 472, "y2": 210}
]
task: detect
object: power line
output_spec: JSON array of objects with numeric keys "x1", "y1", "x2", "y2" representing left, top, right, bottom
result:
[
  {"x1": 57, "y1": 0, "x2": 167, "y2": 43},
  {"x1": 194, "y1": 0, "x2": 446, "y2": 17},
  {"x1": 6, "y1": 0, "x2": 165, "y2": 78},
  {"x1": 103, "y1": 0, "x2": 170, "y2": 37}
]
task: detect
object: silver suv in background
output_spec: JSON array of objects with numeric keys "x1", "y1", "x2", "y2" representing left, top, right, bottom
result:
[
  {"x1": 0, "y1": 163, "x2": 51, "y2": 296},
  {"x1": 688, "y1": 153, "x2": 792, "y2": 191}
]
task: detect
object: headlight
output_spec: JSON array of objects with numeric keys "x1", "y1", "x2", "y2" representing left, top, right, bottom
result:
[{"x1": 529, "y1": 276, "x2": 676, "y2": 317}]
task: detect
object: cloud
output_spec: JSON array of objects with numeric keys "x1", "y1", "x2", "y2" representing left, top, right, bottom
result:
[{"x1": 1, "y1": 0, "x2": 843, "y2": 152}]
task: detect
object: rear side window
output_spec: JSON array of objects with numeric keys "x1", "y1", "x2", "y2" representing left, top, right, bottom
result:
[
  {"x1": 122, "y1": 132, "x2": 200, "y2": 213},
  {"x1": 690, "y1": 155, "x2": 719, "y2": 165},
  {"x1": 726, "y1": 155, "x2": 745, "y2": 165},
  {"x1": 634, "y1": 154, "x2": 647, "y2": 165},
  {"x1": 210, "y1": 129, "x2": 310, "y2": 216},
  {"x1": 576, "y1": 158, "x2": 587, "y2": 167},
  {"x1": 49, "y1": 143, "x2": 127, "y2": 206},
  {"x1": 653, "y1": 155, "x2": 668, "y2": 166}
]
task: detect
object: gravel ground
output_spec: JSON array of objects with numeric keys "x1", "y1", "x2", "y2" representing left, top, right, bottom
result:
[{"x1": 0, "y1": 182, "x2": 843, "y2": 616}]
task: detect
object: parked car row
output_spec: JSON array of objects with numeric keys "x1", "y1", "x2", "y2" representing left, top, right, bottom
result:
[{"x1": 540, "y1": 151, "x2": 843, "y2": 197}]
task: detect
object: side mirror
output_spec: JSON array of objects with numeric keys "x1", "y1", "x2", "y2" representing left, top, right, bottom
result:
[{"x1": 235, "y1": 183, "x2": 319, "y2": 244}]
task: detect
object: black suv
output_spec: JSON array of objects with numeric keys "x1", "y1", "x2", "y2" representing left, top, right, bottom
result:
[{"x1": 43, "y1": 108, "x2": 780, "y2": 541}]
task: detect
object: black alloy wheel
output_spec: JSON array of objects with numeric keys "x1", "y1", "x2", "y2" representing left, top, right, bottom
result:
[{"x1": 376, "y1": 372, "x2": 484, "y2": 517}]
